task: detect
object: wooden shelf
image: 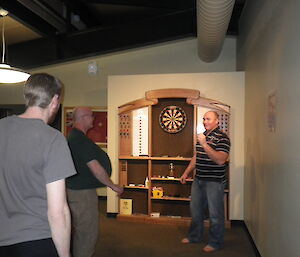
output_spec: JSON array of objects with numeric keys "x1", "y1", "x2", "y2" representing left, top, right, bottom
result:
[
  {"x1": 150, "y1": 157, "x2": 192, "y2": 161},
  {"x1": 119, "y1": 156, "x2": 192, "y2": 161},
  {"x1": 117, "y1": 214, "x2": 191, "y2": 226},
  {"x1": 124, "y1": 186, "x2": 149, "y2": 190},
  {"x1": 117, "y1": 214, "x2": 148, "y2": 223},
  {"x1": 119, "y1": 156, "x2": 149, "y2": 160},
  {"x1": 151, "y1": 196, "x2": 191, "y2": 201},
  {"x1": 117, "y1": 214, "x2": 231, "y2": 228},
  {"x1": 95, "y1": 142, "x2": 107, "y2": 147},
  {"x1": 146, "y1": 216, "x2": 191, "y2": 226},
  {"x1": 151, "y1": 177, "x2": 193, "y2": 182}
]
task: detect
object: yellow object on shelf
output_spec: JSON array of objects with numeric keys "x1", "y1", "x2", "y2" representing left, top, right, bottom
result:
[
  {"x1": 119, "y1": 199, "x2": 132, "y2": 215},
  {"x1": 152, "y1": 187, "x2": 163, "y2": 198}
]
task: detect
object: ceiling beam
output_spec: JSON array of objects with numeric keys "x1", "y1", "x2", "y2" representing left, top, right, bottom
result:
[
  {"x1": 80, "y1": 0, "x2": 195, "y2": 10},
  {"x1": 17, "y1": 0, "x2": 67, "y2": 32},
  {"x1": 64, "y1": 0, "x2": 99, "y2": 27},
  {"x1": 0, "y1": 0, "x2": 57, "y2": 37},
  {"x1": 227, "y1": 2, "x2": 245, "y2": 35},
  {"x1": 7, "y1": 9, "x2": 196, "y2": 69}
]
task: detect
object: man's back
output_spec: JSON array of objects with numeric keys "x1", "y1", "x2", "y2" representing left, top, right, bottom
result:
[{"x1": 0, "y1": 115, "x2": 74, "y2": 246}]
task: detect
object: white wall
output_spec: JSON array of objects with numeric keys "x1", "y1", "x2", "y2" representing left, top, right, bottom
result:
[
  {"x1": 238, "y1": 1, "x2": 300, "y2": 257},
  {"x1": 107, "y1": 72, "x2": 245, "y2": 220},
  {"x1": 0, "y1": 37, "x2": 236, "y2": 106}
]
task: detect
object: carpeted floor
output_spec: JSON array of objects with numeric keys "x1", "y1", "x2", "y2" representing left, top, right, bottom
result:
[{"x1": 94, "y1": 198, "x2": 258, "y2": 257}]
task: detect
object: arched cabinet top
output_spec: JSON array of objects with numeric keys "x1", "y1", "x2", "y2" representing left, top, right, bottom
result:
[
  {"x1": 118, "y1": 88, "x2": 230, "y2": 114},
  {"x1": 145, "y1": 88, "x2": 200, "y2": 101}
]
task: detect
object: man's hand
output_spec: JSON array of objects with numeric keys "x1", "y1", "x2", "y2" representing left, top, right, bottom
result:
[
  {"x1": 180, "y1": 154, "x2": 196, "y2": 184},
  {"x1": 111, "y1": 184, "x2": 124, "y2": 195},
  {"x1": 197, "y1": 133, "x2": 207, "y2": 146},
  {"x1": 180, "y1": 174, "x2": 188, "y2": 184},
  {"x1": 198, "y1": 135, "x2": 229, "y2": 165}
]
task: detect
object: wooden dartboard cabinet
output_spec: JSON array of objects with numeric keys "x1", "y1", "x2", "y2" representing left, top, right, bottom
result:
[{"x1": 117, "y1": 89, "x2": 231, "y2": 226}]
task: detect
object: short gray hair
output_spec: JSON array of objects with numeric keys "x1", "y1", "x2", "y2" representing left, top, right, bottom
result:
[{"x1": 24, "y1": 73, "x2": 63, "y2": 108}]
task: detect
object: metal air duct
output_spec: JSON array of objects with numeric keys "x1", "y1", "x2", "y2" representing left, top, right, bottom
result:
[{"x1": 197, "y1": 0, "x2": 235, "y2": 62}]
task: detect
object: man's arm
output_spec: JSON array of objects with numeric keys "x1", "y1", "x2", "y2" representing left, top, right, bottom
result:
[
  {"x1": 180, "y1": 154, "x2": 196, "y2": 184},
  {"x1": 87, "y1": 160, "x2": 124, "y2": 194},
  {"x1": 197, "y1": 133, "x2": 229, "y2": 165},
  {"x1": 46, "y1": 179, "x2": 71, "y2": 257}
]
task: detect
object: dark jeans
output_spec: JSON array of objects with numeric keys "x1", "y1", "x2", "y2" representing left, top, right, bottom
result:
[
  {"x1": 187, "y1": 179, "x2": 225, "y2": 249},
  {"x1": 0, "y1": 238, "x2": 59, "y2": 257}
]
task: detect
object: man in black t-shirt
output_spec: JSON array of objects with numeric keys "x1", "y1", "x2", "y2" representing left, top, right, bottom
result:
[
  {"x1": 66, "y1": 107, "x2": 123, "y2": 257},
  {"x1": 180, "y1": 111, "x2": 230, "y2": 253}
]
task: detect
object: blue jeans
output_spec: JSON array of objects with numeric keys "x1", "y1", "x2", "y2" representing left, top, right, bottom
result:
[{"x1": 187, "y1": 178, "x2": 225, "y2": 249}]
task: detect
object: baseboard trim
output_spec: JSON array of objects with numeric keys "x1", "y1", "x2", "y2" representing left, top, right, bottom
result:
[
  {"x1": 106, "y1": 212, "x2": 118, "y2": 218},
  {"x1": 231, "y1": 220, "x2": 261, "y2": 257},
  {"x1": 231, "y1": 220, "x2": 244, "y2": 226}
]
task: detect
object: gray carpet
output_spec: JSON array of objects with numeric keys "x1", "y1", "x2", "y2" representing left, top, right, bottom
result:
[{"x1": 94, "y1": 199, "x2": 258, "y2": 257}]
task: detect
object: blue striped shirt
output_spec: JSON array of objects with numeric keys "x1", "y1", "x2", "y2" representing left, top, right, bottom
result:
[{"x1": 195, "y1": 127, "x2": 230, "y2": 183}]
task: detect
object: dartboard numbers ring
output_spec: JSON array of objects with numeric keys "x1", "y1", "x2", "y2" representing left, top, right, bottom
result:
[{"x1": 159, "y1": 106, "x2": 187, "y2": 133}]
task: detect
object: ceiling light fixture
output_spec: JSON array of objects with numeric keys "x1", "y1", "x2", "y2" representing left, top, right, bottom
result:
[{"x1": 0, "y1": 9, "x2": 30, "y2": 84}]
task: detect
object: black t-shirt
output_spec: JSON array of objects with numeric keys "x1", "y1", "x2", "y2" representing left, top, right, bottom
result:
[{"x1": 66, "y1": 128, "x2": 112, "y2": 190}]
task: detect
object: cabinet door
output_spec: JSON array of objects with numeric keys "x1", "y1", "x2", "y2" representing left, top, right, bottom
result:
[{"x1": 119, "y1": 159, "x2": 149, "y2": 215}]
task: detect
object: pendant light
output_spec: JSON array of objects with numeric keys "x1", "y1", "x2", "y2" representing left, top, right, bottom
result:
[{"x1": 0, "y1": 9, "x2": 30, "y2": 84}]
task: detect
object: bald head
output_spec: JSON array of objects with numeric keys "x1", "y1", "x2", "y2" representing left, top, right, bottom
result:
[
  {"x1": 72, "y1": 107, "x2": 92, "y2": 121},
  {"x1": 205, "y1": 111, "x2": 219, "y2": 119},
  {"x1": 203, "y1": 111, "x2": 219, "y2": 132},
  {"x1": 72, "y1": 107, "x2": 94, "y2": 133}
]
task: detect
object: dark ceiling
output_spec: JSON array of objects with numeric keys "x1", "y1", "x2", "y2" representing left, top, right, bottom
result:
[{"x1": 1, "y1": 0, "x2": 245, "y2": 69}]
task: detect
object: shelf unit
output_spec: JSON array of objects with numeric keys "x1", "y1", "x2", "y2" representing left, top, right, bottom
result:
[{"x1": 118, "y1": 89, "x2": 231, "y2": 226}]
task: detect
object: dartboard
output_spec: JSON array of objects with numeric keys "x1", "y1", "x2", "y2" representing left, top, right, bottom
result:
[{"x1": 159, "y1": 106, "x2": 187, "y2": 133}]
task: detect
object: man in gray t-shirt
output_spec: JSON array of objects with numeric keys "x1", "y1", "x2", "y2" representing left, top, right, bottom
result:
[{"x1": 0, "y1": 74, "x2": 76, "y2": 257}]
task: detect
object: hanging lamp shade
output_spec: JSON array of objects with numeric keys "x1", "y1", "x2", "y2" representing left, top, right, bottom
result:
[
  {"x1": 0, "y1": 63, "x2": 30, "y2": 83},
  {"x1": 0, "y1": 9, "x2": 30, "y2": 84}
]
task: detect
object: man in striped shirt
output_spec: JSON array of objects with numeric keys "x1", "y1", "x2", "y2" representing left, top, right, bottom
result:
[{"x1": 180, "y1": 111, "x2": 230, "y2": 252}]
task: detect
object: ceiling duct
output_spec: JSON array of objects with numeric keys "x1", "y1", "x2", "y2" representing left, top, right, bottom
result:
[{"x1": 197, "y1": 0, "x2": 235, "y2": 62}]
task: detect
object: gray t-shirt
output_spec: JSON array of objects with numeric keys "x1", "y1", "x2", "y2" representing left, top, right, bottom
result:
[{"x1": 0, "y1": 115, "x2": 76, "y2": 246}]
